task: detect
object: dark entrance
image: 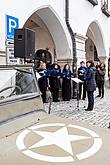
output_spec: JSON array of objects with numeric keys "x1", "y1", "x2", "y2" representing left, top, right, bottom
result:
[{"x1": 34, "y1": 49, "x2": 52, "y2": 66}]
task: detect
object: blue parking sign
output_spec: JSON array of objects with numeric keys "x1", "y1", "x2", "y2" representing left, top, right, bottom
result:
[{"x1": 6, "y1": 15, "x2": 19, "y2": 40}]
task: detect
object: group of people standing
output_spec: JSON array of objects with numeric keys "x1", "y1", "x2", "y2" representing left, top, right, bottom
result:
[
  {"x1": 34, "y1": 61, "x2": 73, "y2": 103},
  {"x1": 34, "y1": 59, "x2": 106, "y2": 112}
]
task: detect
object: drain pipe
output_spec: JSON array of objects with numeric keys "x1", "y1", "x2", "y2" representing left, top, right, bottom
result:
[
  {"x1": 65, "y1": 0, "x2": 77, "y2": 74},
  {"x1": 65, "y1": 0, "x2": 77, "y2": 98}
]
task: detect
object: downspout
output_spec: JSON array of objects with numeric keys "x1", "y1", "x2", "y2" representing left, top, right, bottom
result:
[
  {"x1": 65, "y1": 0, "x2": 77, "y2": 98},
  {"x1": 65, "y1": 0, "x2": 77, "y2": 75}
]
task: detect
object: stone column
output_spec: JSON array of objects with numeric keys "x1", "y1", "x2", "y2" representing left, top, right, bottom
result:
[{"x1": 75, "y1": 33, "x2": 87, "y2": 68}]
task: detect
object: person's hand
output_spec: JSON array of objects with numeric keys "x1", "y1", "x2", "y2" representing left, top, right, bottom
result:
[
  {"x1": 47, "y1": 85, "x2": 50, "y2": 90},
  {"x1": 81, "y1": 70, "x2": 84, "y2": 73}
]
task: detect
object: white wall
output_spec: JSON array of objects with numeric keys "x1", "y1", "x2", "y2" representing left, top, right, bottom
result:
[
  {"x1": 0, "y1": 0, "x2": 110, "y2": 63},
  {"x1": 0, "y1": 0, "x2": 64, "y2": 50},
  {"x1": 69, "y1": 0, "x2": 110, "y2": 57}
]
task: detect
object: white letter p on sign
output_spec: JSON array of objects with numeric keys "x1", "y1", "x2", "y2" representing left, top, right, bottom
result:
[{"x1": 9, "y1": 19, "x2": 17, "y2": 33}]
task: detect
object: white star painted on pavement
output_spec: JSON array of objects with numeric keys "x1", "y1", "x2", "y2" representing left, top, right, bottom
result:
[{"x1": 29, "y1": 126, "x2": 91, "y2": 155}]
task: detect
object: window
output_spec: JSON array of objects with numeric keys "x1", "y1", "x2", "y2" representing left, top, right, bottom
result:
[
  {"x1": 0, "y1": 67, "x2": 39, "y2": 101},
  {"x1": 101, "y1": 0, "x2": 110, "y2": 17}
]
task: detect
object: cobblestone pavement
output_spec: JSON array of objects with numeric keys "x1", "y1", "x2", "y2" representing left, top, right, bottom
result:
[{"x1": 44, "y1": 87, "x2": 110, "y2": 129}]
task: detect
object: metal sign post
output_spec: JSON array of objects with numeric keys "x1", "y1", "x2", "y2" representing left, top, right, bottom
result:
[
  {"x1": 5, "y1": 40, "x2": 19, "y2": 64},
  {"x1": 5, "y1": 15, "x2": 19, "y2": 64},
  {"x1": 71, "y1": 78, "x2": 83, "y2": 110}
]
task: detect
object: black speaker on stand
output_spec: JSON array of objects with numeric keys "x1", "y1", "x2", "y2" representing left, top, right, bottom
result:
[{"x1": 14, "y1": 28, "x2": 35, "y2": 62}]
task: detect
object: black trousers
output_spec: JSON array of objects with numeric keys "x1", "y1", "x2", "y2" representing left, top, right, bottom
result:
[
  {"x1": 51, "y1": 88, "x2": 59, "y2": 102},
  {"x1": 97, "y1": 81, "x2": 104, "y2": 97},
  {"x1": 87, "y1": 91, "x2": 94, "y2": 110},
  {"x1": 40, "y1": 87, "x2": 47, "y2": 103}
]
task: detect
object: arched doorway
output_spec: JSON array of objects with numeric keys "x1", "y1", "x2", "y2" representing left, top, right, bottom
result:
[
  {"x1": 86, "y1": 21, "x2": 106, "y2": 64},
  {"x1": 23, "y1": 6, "x2": 71, "y2": 67},
  {"x1": 85, "y1": 38, "x2": 99, "y2": 62}
]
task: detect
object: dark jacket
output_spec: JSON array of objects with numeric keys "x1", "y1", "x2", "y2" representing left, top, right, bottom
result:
[
  {"x1": 86, "y1": 67, "x2": 96, "y2": 91},
  {"x1": 50, "y1": 68, "x2": 61, "y2": 90},
  {"x1": 96, "y1": 67, "x2": 106, "y2": 82},
  {"x1": 62, "y1": 70, "x2": 73, "y2": 78},
  {"x1": 37, "y1": 69, "x2": 48, "y2": 89}
]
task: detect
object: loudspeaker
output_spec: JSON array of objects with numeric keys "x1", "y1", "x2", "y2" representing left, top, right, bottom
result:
[{"x1": 14, "y1": 28, "x2": 35, "y2": 58}]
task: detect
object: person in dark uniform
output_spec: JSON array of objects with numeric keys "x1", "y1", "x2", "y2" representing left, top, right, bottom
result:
[
  {"x1": 78, "y1": 61, "x2": 87, "y2": 100},
  {"x1": 37, "y1": 62, "x2": 49, "y2": 103},
  {"x1": 85, "y1": 60, "x2": 96, "y2": 111},
  {"x1": 49, "y1": 63, "x2": 61, "y2": 102},
  {"x1": 62, "y1": 64, "x2": 73, "y2": 101},
  {"x1": 95, "y1": 62, "x2": 106, "y2": 98},
  {"x1": 95, "y1": 61, "x2": 100, "y2": 86}
]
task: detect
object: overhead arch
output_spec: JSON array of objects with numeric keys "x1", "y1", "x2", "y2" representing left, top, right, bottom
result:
[
  {"x1": 23, "y1": 5, "x2": 71, "y2": 61},
  {"x1": 86, "y1": 20, "x2": 106, "y2": 58}
]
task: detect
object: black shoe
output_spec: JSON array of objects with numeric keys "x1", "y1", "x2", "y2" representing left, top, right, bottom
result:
[
  {"x1": 53, "y1": 100, "x2": 60, "y2": 102},
  {"x1": 85, "y1": 109, "x2": 93, "y2": 111},
  {"x1": 63, "y1": 99, "x2": 70, "y2": 101},
  {"x1": 64, "y1": 99, "x2": 70, "y2": 101}
]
